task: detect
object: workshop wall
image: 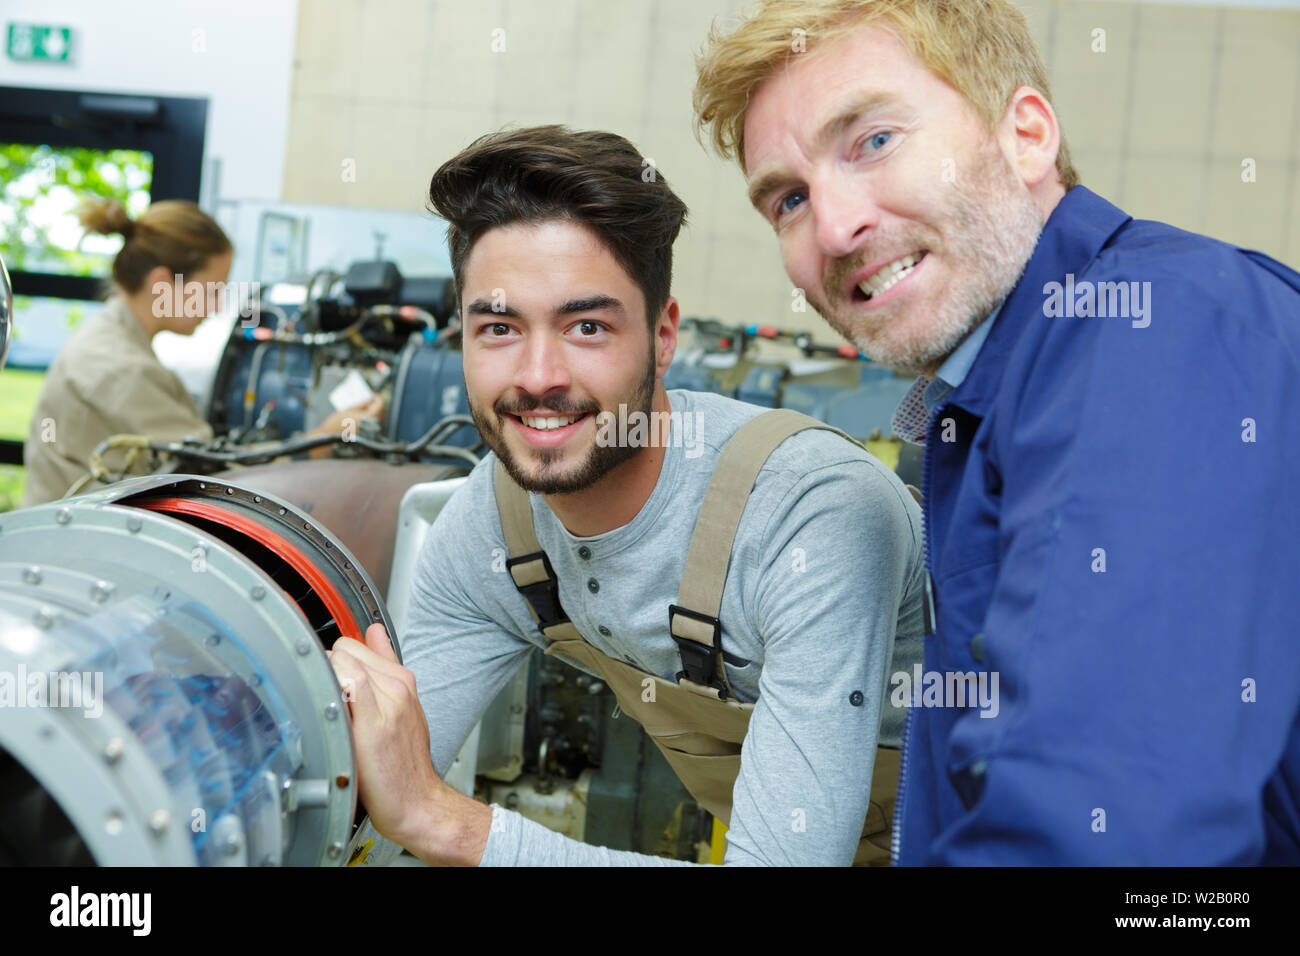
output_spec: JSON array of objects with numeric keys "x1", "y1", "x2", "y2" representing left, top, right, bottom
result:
[
  {"x1": 282, "y1": 0, "x2": 1300, "y2": 338},
  {"x1": 0, "y1": 0, "x2": 300, "y2": 203}
]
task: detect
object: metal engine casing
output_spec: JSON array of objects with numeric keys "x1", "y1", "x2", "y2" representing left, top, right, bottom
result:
[{"x1": 0, "y1": 474, "x2": 400, "y2": 866}]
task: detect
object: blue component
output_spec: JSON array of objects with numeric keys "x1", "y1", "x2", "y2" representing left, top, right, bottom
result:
[
  {"x1": 223, "y1": 342, "x2": 314, "y2": 439},
  {"x1": 388, "y1": 340, "x2": 478, "y2": 449},
  {"x1": 51, "y1": 596, "x2": 300, "y2": 866},
  {"x1": 780, "y1": 364, "x2": 913, "y2": 437},
  {"x1": 736, "y1": 365, "x2": 785, "y2": 408},
  {"x1": 663, "y1": 362, "x2": 733, "y2": 397}
]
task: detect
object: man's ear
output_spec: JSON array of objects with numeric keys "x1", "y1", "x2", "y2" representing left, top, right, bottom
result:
[
  {"x1": 998, "y1": 85, "x2": 1061, "y2": 193},
  {"x1": 655, "y1": 297, "x2": 680, "y2": 377}
]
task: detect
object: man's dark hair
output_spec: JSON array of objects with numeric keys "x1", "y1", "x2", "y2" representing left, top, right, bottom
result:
[{"x1": 427, "y1": 125, "x2": 688, "y2": 324}]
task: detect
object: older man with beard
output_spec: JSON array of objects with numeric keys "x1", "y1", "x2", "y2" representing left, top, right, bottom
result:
[{"x1": 694, "y1": 0, "x2": 1300, "y2": 864}]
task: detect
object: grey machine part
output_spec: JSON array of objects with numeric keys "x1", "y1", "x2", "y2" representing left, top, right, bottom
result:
[{"x1": 0, "y1": 474, "x2": 402, "y2": 866}]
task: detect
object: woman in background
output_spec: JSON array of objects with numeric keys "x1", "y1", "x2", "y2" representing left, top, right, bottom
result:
[{"x1": 21, "y1": 198, "x2": 379, "y2": 506}]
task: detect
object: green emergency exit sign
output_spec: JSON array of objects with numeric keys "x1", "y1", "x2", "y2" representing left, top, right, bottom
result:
[{"x1": 6, "y1": 23, "x2": 74, "y2": 63}]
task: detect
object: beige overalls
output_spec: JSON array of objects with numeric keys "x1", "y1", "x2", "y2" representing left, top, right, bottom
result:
[{"x1": 497, "y1": 409, "x2": 900, "y2": 866}]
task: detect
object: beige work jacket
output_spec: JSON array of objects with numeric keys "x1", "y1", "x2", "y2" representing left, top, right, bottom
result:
[{"x1": 20, "y1": 296, "x2": 213, "y2": 507}]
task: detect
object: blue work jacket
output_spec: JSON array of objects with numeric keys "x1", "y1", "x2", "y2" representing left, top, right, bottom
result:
[{"x1": 894, "y1": 186, "x2": 1300, "y2": 864}]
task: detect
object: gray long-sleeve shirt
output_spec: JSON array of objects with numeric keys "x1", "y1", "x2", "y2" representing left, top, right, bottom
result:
[{"x1": 402, "y1": 389, "x2": 928, "y2": 865}]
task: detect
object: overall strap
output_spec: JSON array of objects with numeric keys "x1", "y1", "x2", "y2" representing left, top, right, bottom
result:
[
  {"x1": 670, "y1": 409, "x2": 861, "y2": 700},
  {"x1": 494, "y1": 460, "x2": 572, "y2": 638}
]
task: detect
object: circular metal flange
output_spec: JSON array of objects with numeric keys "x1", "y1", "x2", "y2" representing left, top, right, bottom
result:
[
  {"x1": 0, "y1": 496, "x2": 357, "y2": 865},
  {"x1": 110, "y1": 474, "x2": 400, "y2": 659}
]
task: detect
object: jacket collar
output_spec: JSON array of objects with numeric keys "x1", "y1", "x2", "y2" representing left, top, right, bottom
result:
[
  {"x1": 944, "y1": 186, "x2": 1132, "y2": 419},
  {"x1": 104, "y1": 295, "x2": 155, "y2": 352}
]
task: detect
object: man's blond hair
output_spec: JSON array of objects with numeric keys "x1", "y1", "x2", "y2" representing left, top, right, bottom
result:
[{"x1": 693, "y1": 0, "x2": 1080, "y2": 190}]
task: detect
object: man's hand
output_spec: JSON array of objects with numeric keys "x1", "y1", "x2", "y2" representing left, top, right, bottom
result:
[{"x1": 328, "y1": 623, "x2": 491, "y2": 864}]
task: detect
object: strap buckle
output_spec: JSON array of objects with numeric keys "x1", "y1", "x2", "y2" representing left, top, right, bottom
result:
[
  {"x1": 668, "y1": 604, "x2": 727, "y2": 699},
  {"x1": 506, "y1": 551, "x2": 568, "y2": 630}
]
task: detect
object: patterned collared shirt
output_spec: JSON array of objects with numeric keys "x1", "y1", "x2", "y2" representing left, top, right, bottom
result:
[{"x1": 889, "y1": 313, "x2": 997, "y2": 443}]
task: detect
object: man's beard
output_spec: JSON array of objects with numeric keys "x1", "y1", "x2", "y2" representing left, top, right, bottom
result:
[
  {"x1": 470, "y1": 351, "x2": 658, "y2": 495},
  {"x1": 813, "y1": 139, "x2": 1045, "y2": 375}
]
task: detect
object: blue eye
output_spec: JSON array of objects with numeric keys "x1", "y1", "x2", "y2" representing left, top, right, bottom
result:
[
  {"x1": 868, "y1": 131, "x2": 893, "y2": 151},
  {"x1": 779, "y1": 191, "x2": 806, "y2": 215}
]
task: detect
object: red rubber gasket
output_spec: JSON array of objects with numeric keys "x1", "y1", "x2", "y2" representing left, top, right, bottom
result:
[{"x1": 135, "y1": 496, "x2": 360, "y2": 642}]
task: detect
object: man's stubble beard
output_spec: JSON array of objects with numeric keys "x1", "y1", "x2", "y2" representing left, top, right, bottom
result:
[
  {"x1": 471, "y1": 347, "x2": 659, "y2": 495},
  {"x1": 812, "y1": 140, "x2": 1046, "y2": 376}
]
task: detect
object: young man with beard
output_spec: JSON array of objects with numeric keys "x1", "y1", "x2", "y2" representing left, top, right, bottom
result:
[
  {"x1": 693, "y1": 0, "x2": 1300, "y2": 864},
  {"x1": 328, "y1": 126, "x2": 929, "y2": 865}
]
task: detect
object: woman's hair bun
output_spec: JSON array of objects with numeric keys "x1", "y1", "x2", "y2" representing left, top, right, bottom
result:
[{"x1": 77, "y1": 197, "x2": 134, "y2": 239}]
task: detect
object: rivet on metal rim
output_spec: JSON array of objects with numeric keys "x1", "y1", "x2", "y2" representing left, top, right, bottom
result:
[
  {"x1": 22, "y1": 566, "x2": 41, "y2": 585},
  {"x1": 250, "y1": 585, "x2": 266, "y2": 601},
  {"x1": 148, "y1": 810, "x2": 170, "y2": 835},
  {"x1": 295, "y1": 640, "x2": 312, "y2": 656},
  {"x1": 324, "y1": 701, "x2": 340, "y2": 720},
  {"x1": 54, "y1": 507, "x2": 71, "y2": 525},
  {"x1": 90, "y1": 581, "x2": 115, "y2": 603},
  {"x1": 104, "y1": 738, "x2": 126, "y2": 765},
  {"x1": 126, "y1": 515, "x2": 143, "y2": 533},
  {"x1": 327, "y1": 842, "x2": 344, "y2": 859}
]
